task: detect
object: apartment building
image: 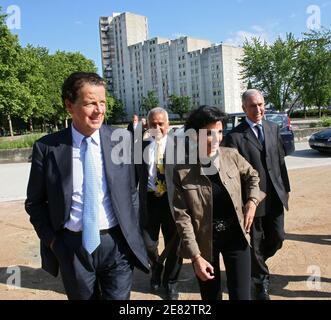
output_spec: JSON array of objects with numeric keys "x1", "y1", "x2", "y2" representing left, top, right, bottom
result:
[{"x1": 100, "y1": 12, "x2": 246, "y2": 119}]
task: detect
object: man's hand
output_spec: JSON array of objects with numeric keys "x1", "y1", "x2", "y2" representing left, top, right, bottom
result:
[
  {"x1": 49, "y1": 238, "x2": 56, "y2": 251},
  {"x1": 244, "y1": 200, "x2": 257, "y2": 233},
  {"x1": 191, "y1": 255, "x2": 215, "y2": 282}
]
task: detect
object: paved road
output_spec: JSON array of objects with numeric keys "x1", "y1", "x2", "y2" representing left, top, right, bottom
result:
[
  {"x1": 285, "y1": 142, "x2": 331, "y2": 170},
  {"x1": 0, "y1": 163, "x2": 31, "y2": 203},
  {"x1": 0, "y1": 142, "x2": 330, "y2": 202}
]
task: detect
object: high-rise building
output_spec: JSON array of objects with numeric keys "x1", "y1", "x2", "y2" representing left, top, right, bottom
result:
[{"x1": 99, "y1": 12, "x2": 246, "y2": 119}]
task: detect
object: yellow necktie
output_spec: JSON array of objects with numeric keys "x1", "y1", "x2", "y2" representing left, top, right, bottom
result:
[
  {"x1": 155, "y1": 140, "x2": 166, "y2": 196},
  {"x1": 156, "y1": 140, "x2": 165, "y2": 175}
]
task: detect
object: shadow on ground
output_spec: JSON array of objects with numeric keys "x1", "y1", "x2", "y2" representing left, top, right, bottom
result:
[
  {"x1": 1, "y1": 263, "x2": 330, "y2": 299},
  {"x1": 286, "y1": 233, "x2": 331, "y2": 246},
  {"x1": 290, "y1": 149, "x2": 331, "y2": 159},
  {"x1": 0, "y1": 266, "x2": 65, "y2": 294},
  {"x1": 270, "y1": 273, "x2": 331, "y2": 299}
]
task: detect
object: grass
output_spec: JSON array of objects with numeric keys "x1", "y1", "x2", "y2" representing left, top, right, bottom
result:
[{"x1": 0, "y1": 133, "x2": 46, "y2": 150}]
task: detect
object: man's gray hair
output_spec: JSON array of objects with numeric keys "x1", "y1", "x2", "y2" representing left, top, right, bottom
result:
[
  {"x1": 147, "y1": 107, "x2": 169, "y2": 125},
  {"x1": 242, "y1": 89, "x2": 264, "y2": 105}
]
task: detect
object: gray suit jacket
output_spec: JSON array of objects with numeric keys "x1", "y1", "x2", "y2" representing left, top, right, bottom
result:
[{"x1": 25, "y1": 125, "x2": 149, "y2": 277}]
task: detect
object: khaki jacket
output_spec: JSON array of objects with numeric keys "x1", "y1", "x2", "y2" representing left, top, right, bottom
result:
[{"x1": 173, "y1": 147, "x2": 265, "y2": 263}]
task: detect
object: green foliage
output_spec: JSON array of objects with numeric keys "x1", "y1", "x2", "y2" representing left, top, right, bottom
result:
[
  {"x1": 241, "y1": 33, "x2": 301, "y2": 111},
  {"x1": 141, "y1": 91, "x2": 159, "y2": 114},
  {"x1": 291, "y1": 108, "x2": 331, "y2": 118},
  {"x1": 0, "y1": 133, "x2": 45, "y2": 149},
  {"x1": 297, "y1": 30, "x2": 331, "y2": 112},
  {"x1": 105, "y1": 94, "x2": 127, "y2": 124},
  {"x1": 240, "y1": 30, "x2": 331, "y2": 114},
  {"x1": 320, "y1": 116, "x2": 331, "y2": 127},
  {"x1": 168, "y1": 95, "x2": 192, "y2": 120},
  {"x1": 0, "y1": 6, "x2": 98, "y2": 134}
]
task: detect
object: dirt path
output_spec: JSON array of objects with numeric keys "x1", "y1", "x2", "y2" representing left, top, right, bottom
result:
[{"x1": 0, "y1": 166, "x2": 330, "y2": 300}]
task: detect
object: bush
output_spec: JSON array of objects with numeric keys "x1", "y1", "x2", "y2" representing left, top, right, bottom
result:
[
  {"x1": 320, "y1": 116, "x2": 331, "y2": 127},
  {"x1": 0, "y1": 134, "x2": 45, "y2": 150},
  {"x1": 291, "y1": 109, "x2": 331, "y2": 118}
]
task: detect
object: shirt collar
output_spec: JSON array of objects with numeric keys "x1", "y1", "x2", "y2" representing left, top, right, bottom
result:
[
  {"x1": 71, "y1": 124, "x2": 100, "y2": 148},
  {"x1": 245, "y1": 116, "x2": 263, "y2": 129},
  {"x1": 151, "y1": 134, "x2": 168, "y2": 146}
]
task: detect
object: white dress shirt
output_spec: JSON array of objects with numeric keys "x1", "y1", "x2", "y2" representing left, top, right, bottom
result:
[
  {"x1": 245, "y1": 117, "x2": 264, "y2": 141},
  {"x1": 64, "y1": 125, "x2": 118, "y2": 232},
  {"x1": 147, "y1": 135, "x2": 168, "y2": 192}
]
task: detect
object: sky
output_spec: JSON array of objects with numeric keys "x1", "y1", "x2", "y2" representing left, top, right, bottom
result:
[{"x1": 1, "y1": 0, "x2": 331, "y2": 74}]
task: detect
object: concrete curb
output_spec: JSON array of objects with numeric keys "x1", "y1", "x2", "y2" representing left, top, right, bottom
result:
[{"x1": 0, "y1": 148, "x2": 32, "y2": 164}]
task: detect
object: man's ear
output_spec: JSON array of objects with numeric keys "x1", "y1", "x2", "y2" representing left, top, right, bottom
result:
[
  {"x1": 65, "y1": 99, "x2": 73, "y2": 114},
  {"x1": 242, "y1": 104, "x2": 246, "y2": 113}
]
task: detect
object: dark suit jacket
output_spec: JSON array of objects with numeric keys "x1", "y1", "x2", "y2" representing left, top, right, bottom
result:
[
  {"x1": 136, "y1": 135, "x2": 177, "y2": 229},
  {"x1": 25, "y1": 125, "x2": 149, "y2": 277},
  {"x1": 224, "y1": 119, "x2": 290, "y2": 217},
  {"x1": 127, "y1": 122, "x2": 137, "y2": 136}
]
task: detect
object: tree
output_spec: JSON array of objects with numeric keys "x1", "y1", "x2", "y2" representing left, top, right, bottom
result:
[
  {"x1": 105, "y1": 94, "x2": 127, "y2": 124},
  {"x1": 0, "y1": 6, "x2": 99, "y2": 134},
  {"x1": 43, "y1": 50, "x2": 97, "y2": 130},
  {"x1": 297, "y1": 29, "x2": 331, "y2": 118},
  {"x1": 0, "y1": 8, "x2": 25, "y2": 136},
  {"x1": 18, "y1": 45, "x2": 49, "y2": 131},
  {"x1": 240, "y1": 33, "x2": 302, "y2": 112},
  {"x1": 141, "y1": 91, "x2": 159, "y2": 114},
  {"x1": 168, "y1": 95, "x2": 192, "y2": 121}
]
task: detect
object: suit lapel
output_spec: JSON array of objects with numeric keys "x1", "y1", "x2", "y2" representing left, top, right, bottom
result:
[
  {"x1": 262, "y1": 120, "x2": 272, "y2": 153},
  {"x1": 100, "y1": 125, "x2": 117, "y2": 190},
  {"x1": 242, "y1": 122, "x2": 263, "y2": 151},
  {"x1": 53, "y1": 128, "x2": 73, "y2": 220}
]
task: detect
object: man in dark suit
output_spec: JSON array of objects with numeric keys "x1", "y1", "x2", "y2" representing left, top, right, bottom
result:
[
  {"x1": 137, "y1": 107, "x2": 182, "y2": 300},
  {"x1": 225, "y1": 89, "x2": 290, "y2": 300},
  {"x1": 25, "y1": 72, "x2": 149, "y2": 300},
  {"x1": 127, "y1": 114, "x2": 139, "y2": 136}
]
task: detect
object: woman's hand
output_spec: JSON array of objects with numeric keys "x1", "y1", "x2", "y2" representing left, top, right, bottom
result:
[
  {"x1": 244, "y1": 199, "x2": 257, "y2": 233},
  {"x1": 191, "y1": 255, "x2": 215, "y2": 281}
]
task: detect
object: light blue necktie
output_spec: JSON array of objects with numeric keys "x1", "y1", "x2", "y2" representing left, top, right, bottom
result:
[{"x1": 82, "y1": 137, "x2": 100, "y2": 254}]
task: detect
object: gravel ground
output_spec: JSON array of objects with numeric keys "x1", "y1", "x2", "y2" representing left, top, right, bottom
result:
[{"x1": 0, "y1": 166, "x2": 330, "y2": 300}]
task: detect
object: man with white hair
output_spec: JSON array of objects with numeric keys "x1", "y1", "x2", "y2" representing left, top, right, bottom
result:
[
  {"x1": 137, "y1": 107, "x2": 182, "y2": 300},
  {"x1": 225, "y1": 89, "x2": 291, "y2": 300}
]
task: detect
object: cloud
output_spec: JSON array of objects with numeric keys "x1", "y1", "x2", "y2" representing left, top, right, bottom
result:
[
  {"x1": 251, "y1": 25, "x2": 264, "y2": 32},
  {"x1": 290, "y1": 13, "x2": 297, "y2": 19},
  {"x1": 171, "y1": 33, "x2": 187, "y2": 39},
  {"x1": 75, "y1": 21, "x2": 83, "y2": 25},
  {"x1": 224, "y1": 27, "x2": 269, "y2": 46}
]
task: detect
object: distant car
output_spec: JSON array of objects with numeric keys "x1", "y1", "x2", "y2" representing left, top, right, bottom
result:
[
  {"x1": 309, "y1": 127, "x2": 331, "y2": 154},
  {"x1": 223, "y1": 111, "x2": 295, "y2": 156}
]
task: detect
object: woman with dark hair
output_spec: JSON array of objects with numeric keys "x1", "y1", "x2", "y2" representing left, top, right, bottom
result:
[{"x1": 173, "y1": 106, "x2": 265, "y2": 300}]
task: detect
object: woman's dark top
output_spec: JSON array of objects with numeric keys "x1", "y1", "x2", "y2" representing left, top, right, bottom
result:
[{"x1": 207, "y1": 170, "x2": 236, "y2": 221}]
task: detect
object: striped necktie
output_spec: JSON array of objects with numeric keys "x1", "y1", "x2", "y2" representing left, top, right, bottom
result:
[{"x1": 82, "y1": 137, "x2": 100, "y2": 254}]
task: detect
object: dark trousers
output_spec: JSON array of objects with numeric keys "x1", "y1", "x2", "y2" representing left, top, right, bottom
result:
[
  {"x1": 52, "y1": 225, "x2": 134, "y2": 300},
  {"x1": 197, "y1": 222, "x2": 251, "y2": 300},
  {"x1": 145, "y1": 192, "x2": 182, "y2": 285},
  {"x1": 251, "y1": 196, "x2": 285, "y2": 282}
]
